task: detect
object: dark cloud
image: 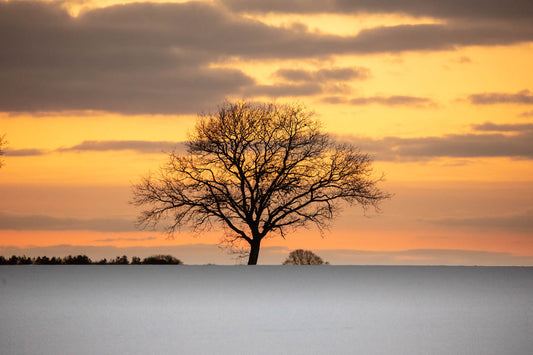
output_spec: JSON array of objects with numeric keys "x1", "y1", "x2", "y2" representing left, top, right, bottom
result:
[
  {"x1": 220, "y1": 0, "x2": 533, "y2": 22},
  {"x1": 338, "y1": 126, "x2": 533, "y2": 160},
  {"x1": 4, "y1": 148, "x2": 47, "y2": 157},
  {"x1": 57, "y1": 140, "x2": 185, "y2": 154},
  {"x1": 0, "y1": 1, "x2": 254, "y2": 114},
  {"x1": 275, "y1": 67, "x2": 371, "y2": 82},
  {"x1": 472, "y1": 122, "x2": 533, "y2": 132},
  {"x1": 1, "y1": 2, "x2": 533, "y2": 114},
  {"x1": 468, "y1": 90, "x2": 533, "y2": 105},
  {"x1": 425, "y1": 212, "x2": 533, "y2": 233},
  {"x1": 346, "y1": 23, "x2": 533, "y2": 53},
  {"x1": 0, "y1": 212, "x2": 136, "y2": 232},
  {"x1": 323, "y1": 95, "x2": 435, "y2": 107},
  {"x1": 247, "y1": 83, "x2": 323, "y2": 97}
]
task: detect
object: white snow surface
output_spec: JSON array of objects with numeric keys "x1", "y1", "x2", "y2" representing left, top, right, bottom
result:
[{"x1": 1, "y1": 266, "x2": 532, "y2": 354}]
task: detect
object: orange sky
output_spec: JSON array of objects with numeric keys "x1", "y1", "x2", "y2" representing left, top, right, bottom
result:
[{"x1": 1, "y1": 0, "x2": 532, "y2": 264}]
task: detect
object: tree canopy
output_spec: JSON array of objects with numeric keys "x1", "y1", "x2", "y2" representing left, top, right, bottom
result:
[
  {"x1": 133, "y1": 101, "x2": 389, "y2": 264},
  {"x1": 283, "y1": 249, "x2": 328, "y2": 265}
]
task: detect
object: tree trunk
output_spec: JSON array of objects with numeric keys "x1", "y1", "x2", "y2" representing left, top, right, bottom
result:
[{"x1": 247, "y1": 239, "x2": 261, "y2": 265}]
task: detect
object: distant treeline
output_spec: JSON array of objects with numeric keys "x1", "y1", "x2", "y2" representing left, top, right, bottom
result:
[{"x1": 0, "y1": 254, "x2": 183, "y2": 265}]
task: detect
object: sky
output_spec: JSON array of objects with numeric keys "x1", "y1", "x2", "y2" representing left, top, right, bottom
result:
[{"x1": 0, "y1": 0, "x2": 532, "y2": 265}]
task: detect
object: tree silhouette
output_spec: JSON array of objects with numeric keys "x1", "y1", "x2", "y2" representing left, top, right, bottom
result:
[
  {"x1": 142, "y1": 254, "x2": 183, "y2": 265},
  {"x1": 6, "y1": 255, "x2": 32, "y2": 265},
  {"x1": 111, "y1": 255, "x2": 129, "y2": 264},
  {"x1": 34, "y1": 256, "x2": 51, "y2": 265},
  {"x1": 283, "y1": 249, "x2": 328, "y2": 265},
  {"x1": 63, "y1": 254, "x2": 92, "y2": 264},
  {"x1": 7, "y1": 255, "x2": 20, "y2": 265},
  {"x1": 133, "y1": 101, "x2": 389, "y2": 265}
]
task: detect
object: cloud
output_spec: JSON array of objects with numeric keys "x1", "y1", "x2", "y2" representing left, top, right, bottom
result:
[
  {"x1": 1, "y1": 2, "x2": 533, "y2": 114},
  {"x1": 0, "y1": 1, "x2": 254, "y2": 115},
  {"x1": 424, "y1": 211, "x2": 533, "y2": 233},
  {"x1": 350, "y1": 95, "x2": 435, "y2": 107},
  {"x1": 247, "y1": 83, "x2": 323, "y2": 97},
  {"x1": 4, "y1": 140, "x2": 187, "y2": 157},
  {"x1": 519, "y1": 110, "x2": 533, "y2": 117},
  {"x1": 323, "y1": 95, "x2": 436, "y2": 107},
  {"x1": 321, "y1": 96, "x2": 349, "y2": 104},
  {"x1": 275, "y1": 67, "x2": 371, "y2": 82},
  {"x1": 262, "y1": 67, "x2": 370, "y2": 97},
  {"x1": 4, "y1": 148, "x2": 47, "y2": 157},
  {"x1": 338, "y1": 125, "x2": 533, "y2": 160},
  {"x1": 0, "y1": 212, "x2": 136, "y2": 232},
  {"x1": 57, "y1": 140, "x2": 185, "y2": 154},
  {"x1": 467, "y1": 90, "x2": 533, "y2": 105},
  {"x1": 7, "y1": 121, "x2": 532, "y2": 160},
  {"x1": 220, "y1": 0, "x2": 533, "y2": 23},
  {"x1": 345, "y1": 23, "x2": 533, "y2": 52},
  {"x1": 472, "y1": 122, "x2": 533, "y2": 132}
]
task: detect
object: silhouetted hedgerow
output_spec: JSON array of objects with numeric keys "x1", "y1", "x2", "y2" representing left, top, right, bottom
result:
[
  {"x1": 142, "y1": 254, "x2": 183, "y2": 265},
  {"x1": 0, "y1": 254, "x2": 184, "y2": 265},
  {"x1": 63, "y1": 255, "x2": 92, "y2": 264},
  {"x1": 110, "y1": 255, "x2": 129, "y2": 265}
]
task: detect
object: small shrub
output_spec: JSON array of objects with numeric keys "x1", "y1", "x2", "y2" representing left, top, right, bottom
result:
[
  {"x1": 142, "y1": 255, "x2": 183, "y2": 265},
  {"x1": 282, "y1": 249, "x2": 328, "y2": 265}
]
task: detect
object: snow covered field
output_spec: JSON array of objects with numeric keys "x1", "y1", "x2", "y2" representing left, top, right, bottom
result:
[{"x1": 1, "y1": 266, "x2": 532, "y2": 354}]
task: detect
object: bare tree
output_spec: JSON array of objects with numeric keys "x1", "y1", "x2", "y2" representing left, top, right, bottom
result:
[
  {"x1": 132, "y1": 101, "x2": 389, "y2": 265},
  {"x1": 283, "y1": 249, "x2": 328, "y2": 265}
]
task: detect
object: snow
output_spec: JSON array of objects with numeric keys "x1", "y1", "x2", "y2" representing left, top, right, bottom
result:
[{"x1": 1, "y1": 266, "x2": 532, "y2": 354}]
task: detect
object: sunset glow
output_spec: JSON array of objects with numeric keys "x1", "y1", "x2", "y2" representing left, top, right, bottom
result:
[{"x1": 1, "y1": 0, "x2": 532, "y2": 264}]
